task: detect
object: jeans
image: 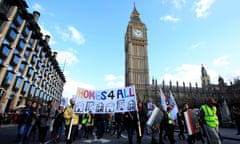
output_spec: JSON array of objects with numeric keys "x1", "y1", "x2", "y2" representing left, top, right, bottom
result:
[{"x1": 126, "y1": 127, "x2": 134, "y2": 144}]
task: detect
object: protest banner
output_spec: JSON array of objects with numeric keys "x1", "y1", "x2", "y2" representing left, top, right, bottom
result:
[{"x1": 73, "y1": 85, "x2": 137, "y2": 114}]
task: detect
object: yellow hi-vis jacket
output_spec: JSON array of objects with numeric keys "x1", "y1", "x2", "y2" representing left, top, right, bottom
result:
[
  {"x1": 82, "y1": 116, "x2": 88, "y2": 124},
  {"x1": 200, "y1": 104, "x2": 219, "y2": 128},
  {"x1": 64, "y1": 106, "x2": 79, "y2": 125},
  {"x1": 167, "y1": 112, "x2": 173, "y2": 124}
]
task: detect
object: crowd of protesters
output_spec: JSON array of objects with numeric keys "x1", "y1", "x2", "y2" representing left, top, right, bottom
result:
[{"x1": 0, "y1": 97, "x2": 240, "y2": 144}]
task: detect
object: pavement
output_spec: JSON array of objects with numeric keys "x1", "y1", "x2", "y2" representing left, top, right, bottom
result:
[
  {"x1": 219, "y1": 127, "x2": 240, "y2": 141},
  {"x1": 0, "y1": 124, "x2": 240, "y2": 144}
]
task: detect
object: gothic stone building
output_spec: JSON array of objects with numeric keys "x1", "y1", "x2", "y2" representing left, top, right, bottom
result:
[{"x1": 125, "y1": 6, "x2": 240, "y2": 112}]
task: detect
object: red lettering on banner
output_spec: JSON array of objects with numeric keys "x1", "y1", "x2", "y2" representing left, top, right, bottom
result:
[
  {"x1": 129, "y1": 87, "x2": 135, "y2": 96},
  {"x1": 83, "y1": 90, "x2": 89, "y2": 98},
  {"x1": 88, "y1": 90, "x2": 95, "y2": 100}
]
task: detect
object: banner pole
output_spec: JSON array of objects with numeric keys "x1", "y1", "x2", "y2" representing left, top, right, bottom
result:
[
  {"x1": 136, "y1": 109, "x2": 142, "y2": 136},
  {"x1": 133, "y1": 85, "x2": 142, "y2": 137},
  {"x1": 67, "y1": 109, "x2": 74, "y2": 140}
]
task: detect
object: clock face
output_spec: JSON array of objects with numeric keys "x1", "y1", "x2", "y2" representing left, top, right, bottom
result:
[{"x1": 133, "y1": 29, "x2": 143, "y2": 38}]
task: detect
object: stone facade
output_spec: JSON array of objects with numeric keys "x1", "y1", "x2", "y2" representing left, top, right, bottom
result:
[{"x1": 125, "y1": 5, "x2": 150, "y2": 102}]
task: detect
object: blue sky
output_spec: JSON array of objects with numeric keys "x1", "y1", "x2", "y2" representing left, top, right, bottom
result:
[{"x1": 26, "y1": 0, "x2": 240, "y2": 98}]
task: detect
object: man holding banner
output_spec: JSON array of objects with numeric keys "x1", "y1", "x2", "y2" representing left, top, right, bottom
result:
[
  {"x1": 123, "y1": 101, "x2": 147, "y2": 144},
  {"x1": 64, "y1": 98, "x2": 80, "y2": 144},
  {"x1": 123, "y1": 111, "x2": 138, "y2": 144},
  {"x1": 136, "y1": 102, "x2": 147, "y2": 144}
]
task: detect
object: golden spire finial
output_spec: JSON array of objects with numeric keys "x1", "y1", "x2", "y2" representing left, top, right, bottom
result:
[{"x1": 131, "y1": 1, "x2": 139, "y2": 18}]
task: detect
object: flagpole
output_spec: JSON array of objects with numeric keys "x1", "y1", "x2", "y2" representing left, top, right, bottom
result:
[{"x1": 160, "y1": 85, "x2": 167, "y2": 111}]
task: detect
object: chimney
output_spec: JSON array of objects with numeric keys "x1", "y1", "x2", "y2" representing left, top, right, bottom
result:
[
  {"x1": 53, "y1": 52, "x2": 58, "y2": 58},
  {"x1": 33, "y1": 11, "x2": 40, "y2": 22},
  {"x1": 45, "y1": 35, "x2": 51, "y2": 43}
]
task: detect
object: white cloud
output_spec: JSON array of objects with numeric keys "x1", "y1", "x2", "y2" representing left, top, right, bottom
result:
[
  {"x1": 160, "y1": 15, "x2": 180, "y2": 22},
  {"x1": 161, "y1": 64, "x2": 201, "y2": 86},
  {"x1": 212, "y1": 56, "x2": 228, "y2": 67},
  {"x1": 55, "y1": 50, "x2": 79, "y2": 66},
  {"x1": 62, "y1": 74, "x2": 124, "y2": 100},
  {"x1": 190, "y1": 42, "x2": 202, "y2": 49},
  {"x1": 38, "y1": 24, "x2": 57, "y2": 45},
  {"x1": 55, "y1": 26, "x2": 85, "y2": 45},
  {"x1": 55, "y1": 26, "x2": 68, "y2": 40},
  {"x1": 68, "y1": 26, "x2": 86, "y2": 45},
  {"x1": 231, "y1": 69, "x2": 240, "y2": 77},
  {"x1": 160, "y1": 63, "x2": 240, "y2": 86},
  {"x1": 39, "y1": 24, "x2": 51, "y2": 37},
  {"x1": 194, "y1": 0, "x2": 215, "y2": 18},
  {"x1": 161, "y1": 64, "x2": 220, "y2": 86},
  {"x1": 31, "y1": 2, "x2": 54, "y2": 16},
  {"x1": 104, "y1": 74, "x2": 124, "y2": 88},
  {"x1": 62, "y1": 77, "x2": 94, "y2": 99},
  {"x1": 32, "y1": 3, "x2": 45, "y2": 13},
  {"x1": 104, "y1": 74, "x2": 116, "y2": 81},
  {"x1": 172, "y1": 0, "x2": 186, "y2": 9}
]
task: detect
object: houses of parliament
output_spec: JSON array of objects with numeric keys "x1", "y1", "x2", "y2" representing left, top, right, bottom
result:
[
  {"x1": 125, "y1": 5, "x2": 240, "y2": 113},
  {"x1": 0, "y1": 0, "x2": 239, "y2": 118}
]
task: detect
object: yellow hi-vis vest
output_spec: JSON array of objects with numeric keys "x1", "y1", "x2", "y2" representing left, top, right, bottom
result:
[
  {"x1": 200, "y1": 104, "x2": 219, "y2": 128},
  {"x1": 82, "y1": 117, "x2": 88, "y2": 124},
  {"x1": 87, "y1": 115, "x2": 94, "y2": 126},
  {"x1": 167, "y1": 112, "x2": 173, "y2": 124}
]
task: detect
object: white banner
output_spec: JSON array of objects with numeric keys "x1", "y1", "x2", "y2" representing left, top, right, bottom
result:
[{"x1": 73, "y1": 85, "x2": 137, "y2": 114}]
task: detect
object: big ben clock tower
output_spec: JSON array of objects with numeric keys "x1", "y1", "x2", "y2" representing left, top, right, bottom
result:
[{"x1": 125, "y1": 5, "x2": 150, "y2": 102}]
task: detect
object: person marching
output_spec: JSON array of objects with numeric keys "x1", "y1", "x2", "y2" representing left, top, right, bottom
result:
[
  {"x1": 39, "y1": 100, "x2": 55, "y2": 144},
  {"x1": 177, "y1": 107, "x2": 185, "y2": 140},
  {"x1": 136, "y1": 102, "x2": 147, "y2": 144},
  {"x1": 146, "y1": 104, "x2": 163, "y2": 144},
  {"x1": 200, "y1": 97, "x2": 222, "y2": 144},
  {"x1": 114, "y1": 112, "x2": 124, "y2": 138},
  {"x1": 159, "y1": 106, "x2": 168, "y2": 144},
  {"x1": 183, "y1": 102, "x2": 205, "y2": 144},
  {"x1": 51, "y1": 106, "x2": 64, "y2": 143},
  {"x1": 183, "y1": 103, "x2": 199, "y2": 144},
  {"x1": 123, "y1": 111, "x2": 138, "y2": 144},
  {"x1": 64, "y1": 98, "x2": 79, "y2": 144},
  {"x1": 166, "y1": 105, "x2": 176, "y2": 144},
  {"x1": 230, "y1": 104, "x2": 240, "y2": 135},
  {"x1": 146, "y1": 106, "x2": 153, "y2": 135},
  {"x1": 84, "y1": 111, "x2": 94, "y2": 139},
  {"x1": 17, "y1": 101, "x2": 37, "y2": 144},
  {"x1": 95, "y1": 113, "x2": 105, "y2": 139}
]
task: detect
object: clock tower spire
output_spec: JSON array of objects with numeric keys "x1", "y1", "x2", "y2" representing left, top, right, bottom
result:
[{"x1": 125, "y1": 5, "x2": 150, "y2": 102}]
